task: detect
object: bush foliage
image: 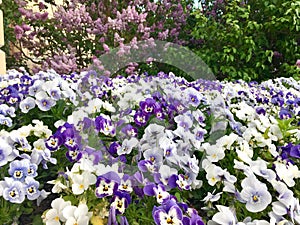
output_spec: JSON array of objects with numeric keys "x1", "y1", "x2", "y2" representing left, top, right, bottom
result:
[{"x1": 191, "y1": 0, "x2": 300, "y2": 81}]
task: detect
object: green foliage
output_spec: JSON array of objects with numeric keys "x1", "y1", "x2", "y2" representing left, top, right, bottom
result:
[
  {"x1": 191, "y1": 0, "x2": 300, "y2": 81},
  {"x1": 0, "y1": 0, "x2": 25, "y2": 70}
]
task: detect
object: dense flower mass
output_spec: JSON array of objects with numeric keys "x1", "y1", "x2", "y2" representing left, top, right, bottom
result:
[{"x1": 0, "y1": 68, "x2": 299, "y2": 224}]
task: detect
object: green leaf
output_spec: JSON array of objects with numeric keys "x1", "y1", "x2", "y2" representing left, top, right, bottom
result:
[{"x1": 263, "y1": 127, "x2": 270, "y2": 139}]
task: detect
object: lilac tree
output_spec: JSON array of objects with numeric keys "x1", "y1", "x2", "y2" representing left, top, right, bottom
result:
[{"x1": 10, "y1": 0, "x2": 193, "y2": 74}]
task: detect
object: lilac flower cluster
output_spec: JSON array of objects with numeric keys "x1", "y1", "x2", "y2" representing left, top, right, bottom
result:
[{"x1": 12, "y1": 0, "x2": 192, "y2": 74}]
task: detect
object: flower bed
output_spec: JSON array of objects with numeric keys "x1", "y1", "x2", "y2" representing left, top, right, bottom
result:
[{"x1": 0, "y1": 68, "x2": 299, "y2": 225}]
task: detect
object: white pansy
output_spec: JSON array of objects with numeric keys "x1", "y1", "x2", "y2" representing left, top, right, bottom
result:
[
  {"x1": 47, "y1": 180, "x2": 68, "y2": 193},
  {"x1": 205, "y1": 164, "x2": 223, "y2": 186},
  {"x1": 63, "y1": 203, "x2": 92, "y2": 225},
  {"x1": 44, "y1": 198, "x2": 71, "y2": 224},
  {"x1": 86, "y1": 98, "x2": 103, "y2": 114},
  {"x1": 274, "y1": 161, "x2": 300, "y2": 187},
  {"x1": 210, "y1": 205, "x2": 237, "y2": 225},
  {"x1": 70, "y1": 171, "x2": 96, "y2": 195},
  {"x1": 240, "y1": 175, "x2": 272, "y2": 212},
  {"x1": 205, "y1": 144, "x2": 225, "y2": 163}
]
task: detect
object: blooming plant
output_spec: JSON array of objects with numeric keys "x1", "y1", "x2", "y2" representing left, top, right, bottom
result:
[
  {"x1": 6, "y1": 0, "x2": 193, "y2": 75},
  {"x1": 0, "y1": 68, "x2": 299, "y2": 225}
]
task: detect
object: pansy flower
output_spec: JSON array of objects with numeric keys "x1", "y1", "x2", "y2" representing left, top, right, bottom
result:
[
  {"x1": 24, "y1": 177, "x2": 40, "y2": 200},
  {"x1": 279, "y1": 108, "x2": 293, "y2": 119},
  {"x1": 153, "y1": 201, "x2": 183, "y2": 225},
  {"x1": 117, "y1": 138, "x2": 139, "y2": 155},
  {"x1": 95, "y1": 114, "x2": 116, "y2": 136},
  {"x1": 118, "y1": 175, "x2": 133, "y2": 193},
  {"x1": 45, "y1": 134, "x2": 63, "y2": 151},
  {"x1": 69, "y1": 171, "x2": 96, "y2": 195},
  {"x1": 290, "y1": 144, "x2": 300, "y2": 159},
  {"x1": 175, "y1": 174, "x2": 191, "y2": 191},
  {"x1": 6, "y1": 92, "x2": 21, "y2": 105},
  {"x1": 140, "y1": 98, "x2": 157, "y2": 115},
  {"x1": 0, "y1": 104, "x2": 16, "y2": 117},
  {"x1": 240, "y1": 175, "x2": 272, "y2": 212},
  {"x1": 20, "y1": 75, "x2": 33, "y2": 86},
  {"x1": 111, "y1": 191, "x2": 131, "y2": 214},
  {"x1": 0, "y1": 139, "x2": 13, "y2": 167},
  {"x1": 62, "y1": 204, "x2": 91, "y2": 225},
  {"x1": 134, "y1": 110, "x2": 149, "y2": 126},
  {"x1": 46, "y1": 86, "x2": 62, "y2": 101},
  {"x1": 108, "y1": 142, "x2": 121, "y2": 156},
  {"x1": 60, "y1": 126, "x2": 81, "y2": 151},
  {"x1": 210, "y1": 205, "x2": 237, "y2": 225},
  {"x1": 66, "y1": 149, "x2": 83, "y2": 162},
  {"x1": 144, "y1": 183, "x2": 170, "y2": 204},
  {"x1": 138, "y1": 160, "x2": 158, "y2": 173},
  {"x1": 19, "y1": 96, "x2": 36, "y2": 113},
  {"x1": 0, "y1": 115, "x2": 13, "y2": 127},
  {"x1": 121, "y1": 124, "x2": 138, "y2": 137},
  {"x1": 143, "y1": 148, "x2": 163, "y2": 166},
  {"x1": 8, "y1": 159, "x2": 30, "y2": 182},
  {"x1": 95, "y1": 176, "x2": 119, "y2": 198},
  {"x1": 35, "y1": 91, "x2": 56, "y2": 111},
  {"x1": 2, "y1": 178, "x2": 25, "y2": 203}
]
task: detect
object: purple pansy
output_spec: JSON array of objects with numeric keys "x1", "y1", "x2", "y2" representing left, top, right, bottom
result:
[
  {"x1": 84, "y1": 146, "x2": 103, "y2": 165},
  {"x1": 255, "y1": 107, "x2": 266, "y2": 115},
  {"x1": 118, "y1": 175, "x2": 133, "y2": 193},
  {"x1": 6, "y1": 92, "x2": 21, "y2": 105},
  {"x1": 144, "y1": 183, "x2": 170, "y2": 204},
  {"x1": 111, "y1": 191, "x2": 131, "y2": 214},
  {"x1": 2, "y1": 178, "x2": 25, "y2": 203},
  {"x1": 45, "y1": 134, "x2": 63, "y2": 151},
  {"x1": 140, "y1": 98, "x2": 157, "y2": 115},
  {"x1": 134, "y1": 111, "x2": 149, "y2": 126},
  {"x1": 95, "y1": 114, "x2": 116, "y2": 136},
  {"x1": 138, "y1": 160, "x2": 158, "y2": 173},
  {"x1": 95, "y1": 172, "x2": 120, "y2": 198},
  {"x1": 35, "y1": 91, "x2": 56, "y2": 111},
  {"x1": 279, "y1": 108, "x2": 293, "y2": 120},
  {"x1": 108, "y1": 142, "x2": 121, "y2": 156},
  {"x1": 121, "y1": 124, "x2": 138, "y2": 137},
  {"x1": 290, "y1": 145, "x2": 300, "y2": 159},
  {"x1": 61, "y1": 125, "x2": 81, "y2": 151},
  {"x1": 8, "y1": 159, "x2": 30, "y2": 182},
  {"x1": 173, "y1": 174, "x2": 191, "y2": 191},
  {"x1": 24, "y1": 177, "x2": 40, "y2": 200},
  {"x1": 20, "y1": 75, "x2": 33, "y2": 86},
  {"x1": 153, "y1": 201, "x2": 183, "y2": 225},
  {"x1": 19, "y1": 97, "x2": 36, "y2": 113},
  {"x1": 66, "y1": 149, "x2": 83, "y2": 162}
]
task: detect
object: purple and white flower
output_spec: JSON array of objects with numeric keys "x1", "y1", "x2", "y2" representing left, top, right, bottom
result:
[{"x1": 240, "y1": 175, "x2": 272, "y2": 212}]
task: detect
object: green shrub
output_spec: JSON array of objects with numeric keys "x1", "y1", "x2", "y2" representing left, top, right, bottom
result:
[{"x1": 191, "y1": 0, "x2": 300, "y2": 81}]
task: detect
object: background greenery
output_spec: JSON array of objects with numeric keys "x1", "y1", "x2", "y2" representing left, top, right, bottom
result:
[{"x1": 1, "y1": 0, "x2": 300, "y2": 81}]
